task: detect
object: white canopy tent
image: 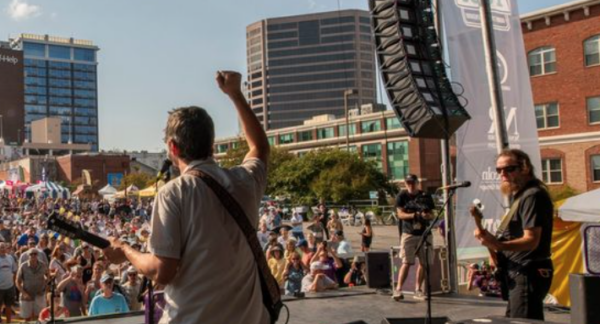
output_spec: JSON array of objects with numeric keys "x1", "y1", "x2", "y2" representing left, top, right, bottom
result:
[
  {"x1": 26, "y1": 181, "x2": 70, "y2": 199},
  {"x1": 558, "y1": 188, "x2": 600, "y2": 223}
]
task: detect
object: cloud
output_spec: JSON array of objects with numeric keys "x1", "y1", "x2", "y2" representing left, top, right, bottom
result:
[
  {"x1": 6, "y1": 0, "x2": 42, "y2": 21},
  {"x1": 308, "y1": 0, "x2": 317, "y2": 10}
]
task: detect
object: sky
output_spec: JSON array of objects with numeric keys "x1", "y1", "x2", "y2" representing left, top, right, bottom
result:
[{"x1": 0, "y1": 0, "x2": 573, "y2": 152}]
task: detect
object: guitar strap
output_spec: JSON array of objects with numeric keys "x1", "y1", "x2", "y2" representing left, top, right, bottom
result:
[
  {"x1": 186, "y1": 169, "x2": 282, "y2": 324},
  {"x1": 495, "y1": 197, "x2": 521, "y2": 236}
]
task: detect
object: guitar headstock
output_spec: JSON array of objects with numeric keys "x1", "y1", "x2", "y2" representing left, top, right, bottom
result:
[
  {"x1": 46, "y1": 212, "x2": 82, "y2": 241},
  {"x1": 470, "y1": 199, "x2": 484, "y2": 224}
]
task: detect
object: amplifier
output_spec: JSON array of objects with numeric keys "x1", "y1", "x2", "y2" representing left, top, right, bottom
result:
[
  {"x1": 570, "y1": 273, "x2": 600, "y2": 324},
  {"x1": 382, "y1": 317, "x2": 449, "y2": 324}
]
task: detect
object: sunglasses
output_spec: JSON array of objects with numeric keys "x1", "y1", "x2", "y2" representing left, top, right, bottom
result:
[{"x1": 496, "y1": 165, "x2": 520, "y2": 174}]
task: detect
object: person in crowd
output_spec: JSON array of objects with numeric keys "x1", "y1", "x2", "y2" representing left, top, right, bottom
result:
[
  {"x1": 317, "y1": 204, "x2": 330, "y2": 240},
  {"x1": 103, "y1": 71, "x2": 271, "y2": 324},
  {"x1": 331, "y1": 230, "x2": 352, "y2": 255},
  {"x1": 38, "y1": 292, "x2": 70, "y2": 322},
  {"x1": 283, "y1": 252, "x2": 306, "y2": 296},
  {"x1": 393, "y1": 174, "x2": 435, "y2": 301},
  {"x1": 49, "y1": 245, "x2": 69, "y2": 282},
  {"x1": 472, "y1": 149, "x2": 554, "y2": 320},
  {"x1": 301, "y1": 261, "x2": 338, "y2": 293},
  {"x1": 361, "y1": 218, "x2": 374, "y2": 252},
  {"x1": 39, "y1": 234, "x2": 52, "y2": 261},
  {"x1": 277, "y1": 226, "x2": 291, "y2": 246},
  {"x1": 307, "y1": 215, "x2": 326, "y2": 245},
  {"x1": 122, "y1": 266, "x2": 142, "y2": 311},
  {"x1": 297, "y1": 239, "x2": 313, "y2": 269},
  {"x1": 327, "y1": 211, "x2": 344, "y2": 235},
  {"x1": 257, "y1": 221, "x2": 270, "y2": 249},
  {"x1": 0, "y1": 242, "x2": 17, "y2": 324},
  {"x1": 57, "y1": 265, "x2": 86, "y2": 317},
  {"x1": 20, "y1": 238, "x2": 49, "y2": 265},
  {"x1": 17, "y1": 228, "x2": 39, "y2": 247},
  {"x1": 88, "y1": 273, "x2": 129, "y2": 316},
  {"x1": 290, "y1": 211, "x2": 305, "y2": 241},
  {"x1": 306, "y1": 232, "x2": 317, "y2": 252},
  {"x1": 344, "y1": 256, "x2": 368, "y2": 287},
  {"x1": 84, "y1": 262, "x2": 105, "y2": 310},
  {"x1": 76, "y1": 243, "x2": 95, "y2": 285},
  {"x1": 16, "y1": 249, "x2": 48, "y2": 321},
  {"x1": 0, "y1": 220, "x2": 12, "y2": 243},
  {"x1": 268, "y1": 245, "x2": 286, "y2": 288},
  {"x1": 309, "y1": 242, "x2": 343, "y2": 283},
  {"x1": 283, "y1": 238, "x2": 298, "y2": 263}
]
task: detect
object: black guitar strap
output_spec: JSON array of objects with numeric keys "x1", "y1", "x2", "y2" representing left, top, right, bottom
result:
[{"x1": 186, "y1": 169, "x2": 283, "y2": 324}]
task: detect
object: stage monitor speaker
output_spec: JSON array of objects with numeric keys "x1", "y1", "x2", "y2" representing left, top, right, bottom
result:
[
  {"x1": 369, "y1": 0, "x2": 470, "y2": 139},
  {"x1": 382, "y1": 317, "x2": 449, "y2": 324},
  {"x1": 583, "y1": 225, "x2": 600, "y2": 274},
  {"x1": 570, "y1": 274, "x2": 600, "y2": 324},
  {"x1": 342, "y1": 321, "x2": 368, "y2": 324},
  {"x1": 366, "y1": 251, "x2": 391, "y2": 288}
]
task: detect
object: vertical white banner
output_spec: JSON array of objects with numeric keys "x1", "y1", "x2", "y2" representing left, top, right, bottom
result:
[{"x1": 442, "y1": 0, "x2": 542, "y2": 259}]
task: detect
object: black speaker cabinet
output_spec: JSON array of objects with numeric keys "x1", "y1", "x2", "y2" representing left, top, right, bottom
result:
[
  {"x1": 446, "y1": 316, "x2": 558, "y2": 323},
  {"x1": 570, "y1": 274, "x2": 600, "y2": 324},
  {"x1": 382, "y1": 317, "x2": 449, "y2": 324},
  {"x1": 366, "y1": 251, "x2": 391, "y2": 288}
]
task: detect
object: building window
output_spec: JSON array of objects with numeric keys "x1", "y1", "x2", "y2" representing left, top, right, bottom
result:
[
  {"x1": 338, "y1": 124, "x2": 356, "y2": 137},
  {"x1": 584, "y1": 35, "x2": 600, "y2": 67},
  {"x1": 528, "y1": 47, "x2": 556, "y2": 76},
  {"x1": 317, "y1": 127, "x2": 334, "y2": 140},
  {"x1": 74, "y1": 48, "x2": 96, "y2": 62},
  {"x1": 592, "y1": 155, "x2": 600, "y2": 182},
  {"x1": 361, "y1": 120, "x2": 381, "y2": 133},
  {"x1": 298, "y1": 130, "x2": 313, "y2": 142},
  {"x1": 534, "y1": 103, "x2": 559, "y2": 129},
  {"x1": 267, "y1": 136, "x2": 276, "y2": 146},
  {"x1": 387, "y1": 142, "x2": 409, "y2": 180},
  {"x1": 49, "y1": 45, "x2": 71, "y2": 60},
  {"x1": 386, "y1": 117, "x2": 402, "y2": 130},
  {"x1": 541, "y1": 158, "x2": 562, "y2": 184},
  {"x1": 588, "y1": 97, "x2": 600, "y2": 124},
  {"x1": 362, "y1": 143, "x2": 383, "y2": 171},
  {"x1": 216, "y1": 144, "x2": 229, "y2": 154},
  {"x1": 279, "y1": 133, "x2": 294, "y2": 144},
  {"x1": 23, "y1": 42, "x2": 45, "y2": 57}
]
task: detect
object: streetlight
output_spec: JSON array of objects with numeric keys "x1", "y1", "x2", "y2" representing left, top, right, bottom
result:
[{"x1": 343, "y1": 89, "x2": 357, "y2": 152}]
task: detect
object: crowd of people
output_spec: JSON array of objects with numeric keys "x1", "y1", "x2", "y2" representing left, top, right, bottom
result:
[
  {"x1": 258, "y1": 203, "x2": 371, "y2": 297},
  {"x1": 0, "y1": 194, "x2": 154, "y2": 323},
  {"x1": 466, "y1": 263, "x2": 502, "y2": 298}
]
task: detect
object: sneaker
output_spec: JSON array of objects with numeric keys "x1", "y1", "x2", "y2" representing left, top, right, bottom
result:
[
  {"x1": 391, "y1": 290, "x2": 404, "y2": 301},
  {"x1": 413, "y1": 290, "x2": 429, "y2": 301}
]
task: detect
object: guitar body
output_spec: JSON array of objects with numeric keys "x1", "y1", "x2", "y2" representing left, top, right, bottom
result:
[{"x1": 470, "y1": 205, "x2": 509, "y2": 300}]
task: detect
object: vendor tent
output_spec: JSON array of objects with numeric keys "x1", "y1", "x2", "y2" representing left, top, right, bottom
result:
[
  {"x1": 547, "y1": 189, "x2": 600, "y2": 307},
  {"x1": 26, "y1": 181, "x2": 70, "y2": 199},
  {"x1": 98, "y1": 184, "x2": 117, "y2": 196},
  {"x1": 115, "y1": 185, "x2": 140, "y2": 198},
  {"x1": 138, "y1": 181, "x2": 165, "y2": 198}
]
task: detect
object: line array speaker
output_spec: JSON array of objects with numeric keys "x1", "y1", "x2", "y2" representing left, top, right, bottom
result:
[
  {"x1": 369, "y1": 0, "x2": 470, "y2": 139},
  {"x1": 583, "y1": 225, "x2": 600, "y2": 274}
]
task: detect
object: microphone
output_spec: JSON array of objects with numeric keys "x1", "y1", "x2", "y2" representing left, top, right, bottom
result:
[
  {"x1": 156, "y1": 160, "x2": 173, "y2": 181},
  {"x1": 438, "y1": 181, "x2": 471, "y2": 191}
]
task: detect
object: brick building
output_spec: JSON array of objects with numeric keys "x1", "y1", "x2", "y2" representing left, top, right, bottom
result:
[
  {"x1": 55, "y1": 154, "x2": 130, "y2": 189},
  {"x1": 522, "y1": 0, "x2": 600, "y2": 192}
]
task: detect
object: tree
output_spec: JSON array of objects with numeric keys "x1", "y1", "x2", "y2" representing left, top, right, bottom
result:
[
  {"x1": 270, "y1": 149, "x2": 390, "y2": 205},
  {"x1": 118, "y1": 172, "x2": 153, "y2": 190}
]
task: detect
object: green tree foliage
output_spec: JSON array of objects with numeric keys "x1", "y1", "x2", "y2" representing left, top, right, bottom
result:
[
  {"x1": 118, "y1": 172, "x2": 154, "y2": 190},
  {"x1": 270, "y1": 149, "x2": 390, "y2": 205},
  {"x1": 549, "y1": 185, "x2": 579, "y2": 203}
]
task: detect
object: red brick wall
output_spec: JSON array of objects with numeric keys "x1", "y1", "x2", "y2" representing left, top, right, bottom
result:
[
  {"x1": 523, "y1": 5, "x2": 600, "y2": 137},
  {"x1": 56, "y1": 155, "x2": 129, "y2": 189}
]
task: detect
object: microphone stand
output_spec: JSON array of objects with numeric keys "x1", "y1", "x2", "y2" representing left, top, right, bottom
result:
[
  {"x1": 415, "y1": 188, "x2": 457, "y2": 324},
  {"x1": 49, "y1": 276, "x2": 57, "y2": 324}
]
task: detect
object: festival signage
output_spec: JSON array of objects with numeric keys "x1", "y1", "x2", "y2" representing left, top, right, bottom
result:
[{"x1": 442, "y1": 0, "x2": 542, "y2": 259}]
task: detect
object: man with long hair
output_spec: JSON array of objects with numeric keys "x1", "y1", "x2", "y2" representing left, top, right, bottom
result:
[{"x1": 472, "y1": 149, "x2": 553, "y2": 320}]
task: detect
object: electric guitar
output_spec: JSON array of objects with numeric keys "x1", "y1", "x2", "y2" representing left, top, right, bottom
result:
[
  {"x1": 469, "y1": 204, "x2": 509, "y2": 300},
  {"x1": 46, "y1": 212, "x2": 110, "y2": 249}
]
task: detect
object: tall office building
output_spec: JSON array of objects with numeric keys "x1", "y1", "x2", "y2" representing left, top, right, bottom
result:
[
  {"x1": 0, "y1": 42, "x2": 24, "y2": 145},
  {"x1": 10, "y1": 34, "x2": 100, "y2": 151},
  {"x1": 247, "y1": 10, "x2": 380, "y2": 130}
]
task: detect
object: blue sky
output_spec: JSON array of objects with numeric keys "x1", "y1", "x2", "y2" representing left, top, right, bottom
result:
[{"x1": 0, "y1": 0, "x2": 572, "y2": 152}]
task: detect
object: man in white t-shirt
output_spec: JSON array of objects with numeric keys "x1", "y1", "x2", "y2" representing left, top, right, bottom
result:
[{"x1": 104, "y1": 71, "x2": 270, "y2": 324}]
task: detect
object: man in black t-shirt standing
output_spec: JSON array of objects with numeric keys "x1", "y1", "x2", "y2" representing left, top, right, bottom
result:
[
  {"x1": 472, "y1": 149, "x2": 553, "y2": 320},
  {"x1": 392, "y1": 174, "x2": 435, "y2": 301}
]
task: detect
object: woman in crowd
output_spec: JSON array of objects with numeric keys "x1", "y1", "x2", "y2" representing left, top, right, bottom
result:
[
  {"x1": 267, "y1": 245, "x2": 287, "y2": 288},
  {"x1": 360, "y1": 218, "x2": 373, "y2": 252},
  {"x1": 283, "y1": 252, "x2": 306, "y2": 296},
  {"x1": 327, "y1": 211, "x2": 344, "y2": 235},
  {"x1": 49, "y1": 245, "x2": 69, "y2": 282}
]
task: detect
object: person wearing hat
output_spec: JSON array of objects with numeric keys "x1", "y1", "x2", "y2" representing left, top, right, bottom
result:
[
  {"x1": 267, "y1": 245, "x2": 286, "y2": 287},
  {"x1": 301, "y1": 261, "x2": 338, "y2": 293},
  {"x1": 393, "y1": 174, "x2": 435, "y2": 301},
  {"x1": 88, "y1": 273, "x2": 129, "y2": 316},
  {"x1": 122, "y1": 266, "x2": 142, "y2": 311},
  {"x1": 16, "y1": 248, "x2": 48, "y2": 321}
]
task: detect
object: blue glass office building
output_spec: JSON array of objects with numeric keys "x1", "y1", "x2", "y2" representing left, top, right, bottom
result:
[{"x1": 10, "y1": 34, "x2": 99, "y2": 151}]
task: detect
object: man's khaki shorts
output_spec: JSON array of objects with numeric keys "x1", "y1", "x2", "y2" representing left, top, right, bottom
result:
[{"x1": 400, "y1": 234, "x2": 433, "y2": 265}]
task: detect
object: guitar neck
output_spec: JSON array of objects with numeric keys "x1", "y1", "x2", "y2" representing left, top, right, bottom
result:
[{"x1": 79, "y1": 231, "x2": 110, "y2": 249}]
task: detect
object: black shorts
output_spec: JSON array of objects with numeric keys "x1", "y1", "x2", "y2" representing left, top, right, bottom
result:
[{"x1": 0, "y1": 287, "x2": 16, "y2": 307}]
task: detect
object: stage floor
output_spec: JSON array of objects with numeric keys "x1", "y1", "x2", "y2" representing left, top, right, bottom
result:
[{"x1": 58, "y1": 288, "x2": 570, "y2": 324}]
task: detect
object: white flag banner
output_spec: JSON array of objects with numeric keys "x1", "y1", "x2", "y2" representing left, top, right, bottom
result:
[{"x1": 442, "y1": 0, "x2": 542, "y2": 259}]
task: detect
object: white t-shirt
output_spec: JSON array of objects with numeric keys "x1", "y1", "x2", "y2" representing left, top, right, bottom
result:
[
  {"x1": 149, "y1": 157, "x2": 270, "y2": 324},
  {"x1": 290, "y1": 213, "x2": 303, "y2": 233}
]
